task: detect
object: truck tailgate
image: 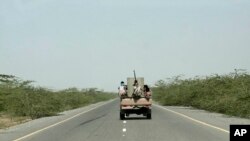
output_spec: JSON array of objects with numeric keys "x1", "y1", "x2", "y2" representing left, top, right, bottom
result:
[{"x1": 121, "y1": 98, "x2": 152, "y2": 106}]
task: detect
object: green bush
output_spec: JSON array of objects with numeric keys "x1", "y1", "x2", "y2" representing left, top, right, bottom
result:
[
  {"x1": 0, "y1": 74, "x2": 115, "y2": 119},
  {"x1": 153, "y1": 71, "x2": 250, "y2": 118}
]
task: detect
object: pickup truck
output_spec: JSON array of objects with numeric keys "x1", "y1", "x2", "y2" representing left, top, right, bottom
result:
[{"x1": 119, "y1": 77, "x2": 152, "y2": 120}]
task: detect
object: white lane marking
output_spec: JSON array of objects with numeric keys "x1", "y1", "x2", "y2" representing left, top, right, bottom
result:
[
  {"x1": 13, "y1": 99, "x2": 116, "y2": 141},
  {"x1": 122, "y1": 128, "x2": 127, "y2": 132},
  {"x1": 154, "y1": 104, "x2": 229, "y2": 133},
  {"x1": 122, "y1": 120, "x2": 127, "y2": 136}
]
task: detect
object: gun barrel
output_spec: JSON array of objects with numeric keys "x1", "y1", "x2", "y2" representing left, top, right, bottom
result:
[{"x1": 133, "y1": 70, "x2": 137, "y2": 80}]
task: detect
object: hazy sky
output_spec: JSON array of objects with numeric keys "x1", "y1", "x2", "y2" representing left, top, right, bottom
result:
[{"x1": 1, "y1": 0, "x2": 250, "y2": 91}]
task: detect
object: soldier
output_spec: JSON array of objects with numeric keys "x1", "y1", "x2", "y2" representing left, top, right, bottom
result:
[
  {"x1": 143, "y1": 85, "x2": 151, "y2": 98},
  {"x1": 133, "y1": 80, "x2": 143, "y2": 97},
  {"x1": 118, "y1": 81, "x2": 126, "y2": 97}
]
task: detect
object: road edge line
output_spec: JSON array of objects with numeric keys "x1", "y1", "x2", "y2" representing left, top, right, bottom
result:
[
  {"x1": 154, "y1": 104, "x2": 230, "y2": 133},
  {"x1": 13, "y1": 99, "x2": 116, "y2": 141}
]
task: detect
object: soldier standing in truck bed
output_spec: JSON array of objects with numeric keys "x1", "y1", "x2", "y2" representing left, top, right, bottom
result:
[{"x1": 133, "y1": 80, "x2": 143, "y2": 97}]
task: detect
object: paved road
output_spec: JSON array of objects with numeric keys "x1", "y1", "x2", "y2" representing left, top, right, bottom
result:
[{"x1": 1, "y1": 99, "x2": 242, "y2": 141}]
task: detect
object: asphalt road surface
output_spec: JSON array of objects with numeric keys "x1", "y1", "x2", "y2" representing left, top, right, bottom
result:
[{"x1": 2, "y1": 99, "x2": 248, "y2": 141}]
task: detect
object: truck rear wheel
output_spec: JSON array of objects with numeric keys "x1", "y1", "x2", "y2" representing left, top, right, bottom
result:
[
  {"x1": 120, "y1": 112, "x2": 125, "y2": 120},
  {"x1": 146, "y1": 113, "x2": 151, "y2": 119}
]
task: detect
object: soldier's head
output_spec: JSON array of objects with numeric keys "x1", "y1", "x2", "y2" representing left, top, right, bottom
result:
[{"x1": 120, "y1": 81, "x2": 124, "y2": 86}]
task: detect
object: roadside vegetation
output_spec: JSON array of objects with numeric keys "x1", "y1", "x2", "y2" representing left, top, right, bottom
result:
[
  {"x1": 0, "y1": 74, "x2": 115, "y2": 128},
  {"x1": 152, "y1": 70, "x2": 250, "y2": 118}
]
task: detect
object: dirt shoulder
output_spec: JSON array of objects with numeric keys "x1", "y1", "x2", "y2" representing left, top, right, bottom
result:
[{"x1": 0, "y1": 113, "x2": 31, "y2": 129}]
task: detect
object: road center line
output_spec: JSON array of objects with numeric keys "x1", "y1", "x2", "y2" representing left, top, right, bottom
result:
[
  {"x1": 154, "y1": 104, "x2": 229, "y2": 133},
  {"x1": 122, "y1": 128, "x2": 126, "y2": 132},
  {"x1": 13, "y1": 99, "x2": 116, "y2": 141}
]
